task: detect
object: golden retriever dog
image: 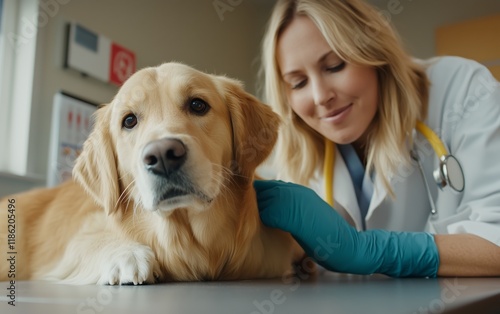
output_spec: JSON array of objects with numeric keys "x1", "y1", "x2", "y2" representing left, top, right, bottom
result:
[{"x1": 0, "y1": 62, "x2": 303, "y2": 285}]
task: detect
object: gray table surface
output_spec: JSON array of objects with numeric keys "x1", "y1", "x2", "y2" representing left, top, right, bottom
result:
[{"x1": 1, "y1": 270, "x2": 499, "y2": 314}]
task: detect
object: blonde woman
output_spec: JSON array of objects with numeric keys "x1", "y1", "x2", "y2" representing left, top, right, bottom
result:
[{"x1": 255, "y1": 0, "x2": 500, "y2": 277}]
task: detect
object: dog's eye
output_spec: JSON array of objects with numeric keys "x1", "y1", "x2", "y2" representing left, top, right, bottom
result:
[
  {"x1": 122, "y1": 113, "x2": 138, "y2": 129},
  {"x1": 189, "y1": 98, "x2": 210, "y2": 115}
]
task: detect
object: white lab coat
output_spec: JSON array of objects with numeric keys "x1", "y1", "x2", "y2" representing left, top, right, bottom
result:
[{"x1": 309, "y1": 56, "x2": 500, "y2": 246}]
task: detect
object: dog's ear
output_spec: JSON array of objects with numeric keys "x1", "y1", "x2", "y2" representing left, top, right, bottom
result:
[
  {"x1": 219, "y1": 77, "x2": 281, "y2": 181},
  {"x1": 73, "y1": 104, "x2": 120, "y2": 215}
]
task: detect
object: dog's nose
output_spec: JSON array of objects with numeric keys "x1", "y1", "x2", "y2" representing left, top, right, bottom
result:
[{"x1": 142, "y1": 138, "x2": 187, "y2": 176}]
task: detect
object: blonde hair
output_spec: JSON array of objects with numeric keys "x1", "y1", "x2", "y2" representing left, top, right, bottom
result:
[{"x1": 260, "y1": 0, "x2": 429, "y2": 193}]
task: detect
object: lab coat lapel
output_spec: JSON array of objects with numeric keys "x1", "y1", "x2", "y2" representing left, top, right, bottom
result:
[
  {"x1": 365, "y1": 172, "x2": 388, "y2": 220},
  {"x1": 333, "y1": 147, "x2": 363, "y2": 229}
]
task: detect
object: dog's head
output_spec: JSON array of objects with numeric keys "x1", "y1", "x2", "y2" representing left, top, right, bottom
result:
[{"x1": 73, "y1": 62, "x2": 279, "y2": 215}]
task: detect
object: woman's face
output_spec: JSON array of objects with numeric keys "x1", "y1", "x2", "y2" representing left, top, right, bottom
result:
[{"x1": 277, "y1": 15, "x2": 378, "y2": 146}]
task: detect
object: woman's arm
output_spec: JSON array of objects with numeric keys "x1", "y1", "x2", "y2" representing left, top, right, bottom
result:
[
  {"x1": 255, "y1": 180, "x2": 440, "y2": 277},
  {"x1": 255, "y1": 180, "x2": 500, "y2": 277},
  {"x1": 436, "y1": 234, "x2": 500, "y2": 277},
  {"x1": 431, "y1": 58, "x2": 500, "y2": 249}
]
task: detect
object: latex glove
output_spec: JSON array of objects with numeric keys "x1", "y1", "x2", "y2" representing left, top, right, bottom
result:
[{"x1": 254, "y1": 180, "x2": 440, "y2": 277}]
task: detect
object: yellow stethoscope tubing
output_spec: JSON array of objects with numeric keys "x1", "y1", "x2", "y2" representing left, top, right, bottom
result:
[
  {"x1": 323, "y1": 121, "x2": 449, "y2": 207},
  {"x1": 323, "y1": 138, "x2": 335, "y2": 207},
  {"x1": 415, "y1": 121, "x2": 448, "y2": 158}
]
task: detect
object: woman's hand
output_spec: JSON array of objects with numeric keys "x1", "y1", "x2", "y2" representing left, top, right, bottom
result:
[{"x1": 254, "y1": 180, "x2": 439, "y2": 277}]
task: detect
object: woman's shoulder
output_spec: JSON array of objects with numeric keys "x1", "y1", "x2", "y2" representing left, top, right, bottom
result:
[
  {"x1": 416, "y1": 56, "x2": 491, "y2": 80},
  {"x1": 421, "y1": 56, "x2": 499, "y2": 135},
  {"x1": 417, "y1": 56, "x2": 497, "y2": 103}
]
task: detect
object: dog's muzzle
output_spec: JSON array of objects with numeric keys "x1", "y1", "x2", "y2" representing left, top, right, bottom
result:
[
  {"x1": 141, "y1": 137, "x2": 209, "y2": 205},
  {"x1": 142, "y1": 138, "x2": 187, "y2": 176}
]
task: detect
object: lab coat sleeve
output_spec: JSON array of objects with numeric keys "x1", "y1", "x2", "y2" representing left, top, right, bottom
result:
[{"x1": 437, "y1": 57, "x2": 500, "y2": 245}]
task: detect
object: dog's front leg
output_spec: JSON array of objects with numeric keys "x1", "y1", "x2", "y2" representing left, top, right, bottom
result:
[
  {"x1": 93, "y1": 240, "x2": 161, "y2": 285},
  {"x1": 41, "y1": 230, "x2": 161, "y2": 285}
]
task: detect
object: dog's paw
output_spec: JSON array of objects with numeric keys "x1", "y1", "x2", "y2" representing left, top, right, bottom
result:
[{"x1": 98, "y1": 244, "x2": 161, "y2": 285}]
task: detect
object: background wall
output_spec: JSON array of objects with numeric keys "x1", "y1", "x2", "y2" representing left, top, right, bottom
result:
[
  {"x1": 366, "y1": 0, "x2": 500, "y2": 58},
  {"x1": 2, "y1": 0, "x2": 500, "y2": 196}
]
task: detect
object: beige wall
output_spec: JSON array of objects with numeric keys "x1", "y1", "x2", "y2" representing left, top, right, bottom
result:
[
  {"x1": 436, "y1": 13, "x2": 500, "y2": 80},
  {"x1": 367, "y1": 0, "x2": 500, "y2": 58},
  {"x1": 27, "y1": 0, "x2": 274, "y2": 179}
]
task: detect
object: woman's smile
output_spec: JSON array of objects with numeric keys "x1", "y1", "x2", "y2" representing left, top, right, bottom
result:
[{"x1": 321, "y1": 103, "x2": 353, "y2": 124}]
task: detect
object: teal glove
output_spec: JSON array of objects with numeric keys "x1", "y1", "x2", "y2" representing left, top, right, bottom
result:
[{"x1": 254, "y1": 180, "x2": 440, "y2": 277}]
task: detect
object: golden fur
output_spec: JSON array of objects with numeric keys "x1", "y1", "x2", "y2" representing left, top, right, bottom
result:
[{"x1": 0, "y1": 62, "x2": 302, "y2": 285}]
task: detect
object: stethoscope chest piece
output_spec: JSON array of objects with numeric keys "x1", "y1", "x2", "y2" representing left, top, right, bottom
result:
[{"x1": 434, "y1": 155, "x2": 465, "y2": 192}]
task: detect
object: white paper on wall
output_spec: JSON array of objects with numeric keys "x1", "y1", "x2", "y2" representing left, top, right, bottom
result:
[{"x1": 47, "y1": 92, "x2": 98, "y2": 187}]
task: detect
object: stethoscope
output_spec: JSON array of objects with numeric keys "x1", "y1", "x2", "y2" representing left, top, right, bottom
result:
[{"x1": 323, "y1": 121, "x2": 465, "y2": 216}]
